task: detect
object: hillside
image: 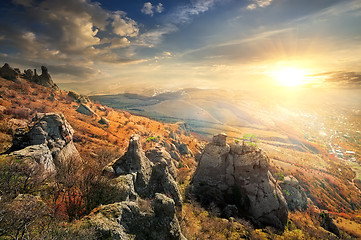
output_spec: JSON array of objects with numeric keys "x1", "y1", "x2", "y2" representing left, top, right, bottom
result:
[{"x1": 0, "y1": 68, "x2": 361, "y2": 239}]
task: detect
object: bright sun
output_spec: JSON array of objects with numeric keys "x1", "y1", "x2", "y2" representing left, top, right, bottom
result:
[{"x1": 270, "y1": 66, "x2": 308, "y2": 87}]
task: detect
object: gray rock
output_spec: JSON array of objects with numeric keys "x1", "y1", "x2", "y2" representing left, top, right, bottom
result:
[
  {"x1": 7, "y1": 113, "x2": 81, "y2": 172},
  {"x1": 212, "y1": 133, "x2": 227, "y2": 146},
  {"x1": 146, "y1": 146, "x2": 177, "y2": 179},
  {"x1": 82, "y1": 193, "x2": 186, "y2": 240},
  {"x1": 10, "y1": 144, "x2": 55, "y2": 172},
  {"x1": 76, "y1": 103, "x2": 96, "y2": 116},
  {"x1": 191, "y1": 134, "x2": 288, "y2": 229},
  {"x1": 149, "y1": 159, "x2": 182, "y2": 207},
  {"x1": 68, "y1": 91, "x2": 90, "y2": 104},
  {"x1": 280, "y1": 175, "x2": 309, "y2": 211},
  {"x1": 111, "y1": 135, "x2": 182, "y2": 207},
  {"x1": 178, "y1": 143, "x2": 190, "y2": 155}
]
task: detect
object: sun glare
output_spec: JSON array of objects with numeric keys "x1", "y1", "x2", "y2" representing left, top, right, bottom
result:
[{"x1": 270, "y1": 66, "x2": 308, "y2": 87}]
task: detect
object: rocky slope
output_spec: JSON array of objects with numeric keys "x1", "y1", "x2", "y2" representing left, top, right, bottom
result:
[
  {"x1": 191, "y1": 133, "x2": 288, "y2": 229},
  {"x1": 1, "y1": 112, "x2": 186, "y2": 239}
]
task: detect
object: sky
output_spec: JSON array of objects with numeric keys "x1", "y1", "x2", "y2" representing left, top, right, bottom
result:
[{"x1": 0, "y1": 0, "x2": 361, "y2": 94}]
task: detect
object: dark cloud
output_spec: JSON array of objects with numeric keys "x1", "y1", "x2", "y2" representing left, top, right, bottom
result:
[{"x1": 310, "y1": 71, "x2": 361, "y2": 88}]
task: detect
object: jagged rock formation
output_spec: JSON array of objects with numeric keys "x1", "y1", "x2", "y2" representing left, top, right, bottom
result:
[
  {"x1": 76, "y1": 103, "x2": 97, "y2": 116},
  {"x1": 68, "y1": 90, "x2": 90, "y2": 104},
  {"x1": 0, "y1": 63, "x2": 19, "y2": 80},
  {"x1": 280, "y1": 175, "x2": 309, "y2": 211},
  {"x1": 191, "y1": 133, "x2": 288, "y2": 229},
  {"x1": 146, "y1": 146, "x2": 177, "y2": 179},
  {"x1": 31, "y1": 66, "x2": 58, "y2": 90},
  {"x1": 109, "y1": 135, "x2": 182, "y2": 207},
  {"x1": 80, "y1": 193, "x2": 186, "y2": 240},
  {"x1": 6, "y1": 113, "x2": 80, "y2": 172}
]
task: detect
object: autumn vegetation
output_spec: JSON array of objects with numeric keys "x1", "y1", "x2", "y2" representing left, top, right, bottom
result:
[{"x1": 0, "y1": 77, "x2": 360, "y2": 239}]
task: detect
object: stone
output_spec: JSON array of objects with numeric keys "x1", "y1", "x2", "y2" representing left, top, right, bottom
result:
[
  {"x1": 81, "y1": 193, "x2": 186, "y2": 240},
  {"x1": 110, "y1": 135, "x2": 183, "y2": 207},
  {"x1": 6, "y1": 113, "x2": 81, "y2": 173},
  {"x1": 320, "y1": 212, "x2": 340, "y2": 238},
  {"x1": 178, "y1": 143, "x2": 190, "y2": 155},
  {"x1": 280, "y1": 175, "x2": 309, "y2": 211},
  {"x1": 98, "y1": 117, "x2": 109, "y2": 125},
  {"x1": 10, "y1": 144, "x2": 55, "y2": 172},
  {"x1": 23, "y1": 69, "x2": 34, "y2": 80},
  {"x1": 68, "y1": 91, "x2": 90, "y2": 104},
  {"x1": 76, "y1": 103, "x2": 97, "y2": 116},
  {"x1": 31, "y1": 66, "x2": 59, "y2": 90},
  {"x1": 191, "y1": 134, "x2": 288, "y2": 229},
  {"x1": 146, "y1": 146, "x2": 177, "y2": 179},
  {"x1": 0, "y1": 63, "x2": 19, "y2": 80},
  {"x1": 212, "y1": 133, "x2": 227, "y2": 146}
]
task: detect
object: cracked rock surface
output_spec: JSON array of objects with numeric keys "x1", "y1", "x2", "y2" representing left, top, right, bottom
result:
[{"x1": 191, "y1": 133, "x2": 288, "y2": 229}]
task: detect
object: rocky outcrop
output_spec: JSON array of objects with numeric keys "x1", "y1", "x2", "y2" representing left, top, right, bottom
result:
[
  {"x1": 110, "y1": 135, "x2": 182, "y2": 207},
  {"x1": 191, "y1": 133, "x2": 288, "y2": 229},
  {"x1": 6, "y1": 113, "x2": 80, "y2": 172},
  {"x1": 76, "y1": 103, "x2": 97, "y2": 116},
  {"x1": 146, "y1": 146, "x2": 177, "y2": 179},
  {"x1": 80, "y1": 193, "x2": 186, "y2": 240},
  {"x1": 31, "y1": 66, "x2": 58, "y2": 90},
  {"x1": 320, "y1": 211, "x2": 341, "y2": 238},
  {"x1": 280, "y1": 175, "x2": 309, "y2": 211},
  {"x1": 68, "y1": 91, "x2": 90, "y2": 104},
  {"x1": 0, "y1": 63, "x2": 19, "y2": 80}
]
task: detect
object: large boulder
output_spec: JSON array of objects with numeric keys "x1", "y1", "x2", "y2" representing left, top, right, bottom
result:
[
  {"x1": 76, "y1": 103, "x2": 97, "y2": 116},
  {"x1": 110, "y1": 135, "x2": 182, "y2": 206},
  {"x1": 0, "y1": 63, "x2": 19, "y2": 80},
  {"x1": 279, "y1": 175, "x2": 309, "y2": 211},
  {"x1": 80, "y1": 193, "x2": 186, "y2": 240},
  {"x1": 7, "y1": 113, "x2": 80, "y2": 172},
  {"x1": 67, "y1": 90, "x2": 90, "y2": 104},
  {"x1": 191, "y1": 134, "x2": 288, "y2": 229}
]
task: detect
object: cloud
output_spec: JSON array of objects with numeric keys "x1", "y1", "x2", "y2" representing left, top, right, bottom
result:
[
  {"x1": 312, "y1": 71, "x2": 361, "y2": 88},
  {"x1": 137, "y1": 24, "x2": 177, "y2": 47},
  {"x1": 0, "y1": 0, "x2": 143, "y2": 82},
  {"x1": 171, "y1": 0, "x2": 216, "y2": 23},
  {"x1": 112, "y1": 11, "x2": 139, "y2": 37},
  {"x1": 141, "y1": 2, "x2": 164, "y2": 16},
  {"x1": 246, "y1": 0, "x2": 272, "y2": 10}
]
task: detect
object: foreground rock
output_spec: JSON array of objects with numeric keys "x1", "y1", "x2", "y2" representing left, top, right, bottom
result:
[
  {"x1": 280, "y1": 175, "x2": 309, "y2": 211},
  {"x1": 6, "y1": 113, "x2": 81, "y2": 172},
  {"x1": 109, "y1": 135, "x2": 182, "y2": 207},
  {"x1": 80, "y1": 193, "x2": 186, "y2": 240},
  {"x1": 191, "y1": 133, "x2": 288, "y2": 229}
]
